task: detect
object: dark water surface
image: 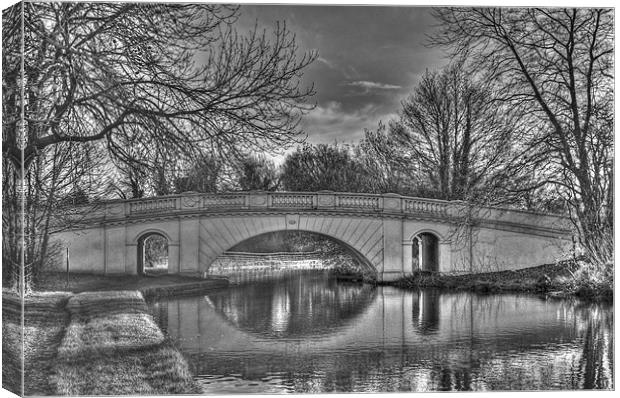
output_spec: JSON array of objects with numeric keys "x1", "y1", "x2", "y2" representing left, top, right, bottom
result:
[{"x1": 149, "y1": 271, "x2": 613, "y2": 393}]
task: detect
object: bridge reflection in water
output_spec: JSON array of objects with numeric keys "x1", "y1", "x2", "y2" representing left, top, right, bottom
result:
[{"x1": 149, "y1": 272, "x2": 613, "y2": 392}]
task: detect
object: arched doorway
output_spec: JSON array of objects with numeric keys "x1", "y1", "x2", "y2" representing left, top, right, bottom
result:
[
  {"x1": 412, "y1": 232, "x2": 439, "y2": 272},
  {"x1": 137, "y1": 232, "x2": 169, "y2": 275}
]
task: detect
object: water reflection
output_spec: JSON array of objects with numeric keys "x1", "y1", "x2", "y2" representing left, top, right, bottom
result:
[
  {"x1": 149, "y1": 271, "x2": 613, "y2": 392},
  {"x1": 412, "y1": 289, "x2": 441, "y2": 334}
]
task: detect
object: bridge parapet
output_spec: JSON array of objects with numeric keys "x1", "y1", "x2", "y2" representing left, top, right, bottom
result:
[{"x1": 65, "y1": 191, "x2": 571, "y2": 235}]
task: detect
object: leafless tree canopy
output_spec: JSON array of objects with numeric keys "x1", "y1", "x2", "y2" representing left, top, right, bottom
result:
[
  {"x1": 431, "y1": 7, "x2": 613, "y2": 262},
  {"x1": 391, "y1": 65, "x2": 516, "y2": 203},
  {"x1": 3, "y1": 2, "x2": 316, "y2": 173}
]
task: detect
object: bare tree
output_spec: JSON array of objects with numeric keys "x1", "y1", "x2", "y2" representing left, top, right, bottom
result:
[
  {"x1": 355, "y1": 122, "x2": 413, "y2": 194},
  {"x1": 2, "y1": 2, "x2": 316, "y2": 290},
  {"x1": 391, "y1": 65, "x2": 516, "y2": 204},
  {"x1": 432, "y1": 8, "x2": 613, "y2": 263},
  {"x1": 2, "y1": 141, "x2": 107, "y2": 289},
  {"x1": 3, "y1": 3, "x2": 315, "y2": 172}
]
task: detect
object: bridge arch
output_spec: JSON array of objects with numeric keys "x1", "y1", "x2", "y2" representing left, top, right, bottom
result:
[
  {"x1": 213, "y1": 229, "x2": 377, "y2": 275},
  {"x1": 196, "y1": 214, "x2": 385, "y2": 275}
]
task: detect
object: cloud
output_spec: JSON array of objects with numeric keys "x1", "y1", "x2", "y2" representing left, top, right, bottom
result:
[
  {"x1": 300, "y1": 101, "x2": 395, "y2": 144},
  {"x1": 346, "y1": 80, "x2": 402, "y2": 91},
  {"x1": 317, "y1": 56, "x2": 335, "y2": 69}
]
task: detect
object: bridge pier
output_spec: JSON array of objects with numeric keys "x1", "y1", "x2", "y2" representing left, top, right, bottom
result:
[
  {"x1": 380, "y1": 218, "x2": 404, "y2": 282},
  {"x1": 179, "y1": 218, "x2": 199, "y2": 274},
  {"x1": 402, "y1": 241, "x2": 413, "y2": 274},
  {"x1": 438, "y1": 240, "x2": 452, "y2": 273}
]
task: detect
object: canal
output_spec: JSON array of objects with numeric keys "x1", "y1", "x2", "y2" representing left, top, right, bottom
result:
[{"x1": 149, "y1": 270, "x2": 613, "y2": 392}]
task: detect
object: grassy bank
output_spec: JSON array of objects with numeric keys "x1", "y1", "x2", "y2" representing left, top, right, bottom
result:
[
  {"x1": 35, "y1": 271, "x2": 228, "y2": 297},
  {"x1": 392, "y1": 260, "x2": 613, "y2": 302},
  {"x1": 2, "y1": 291, "x2": 72, "y2": 395},
  {"x1": 53, "y1": 291, "x2": 200, "y2": 395},
  {"x1": 2, "y1": 288, "x2": 202, "y2": 395}
]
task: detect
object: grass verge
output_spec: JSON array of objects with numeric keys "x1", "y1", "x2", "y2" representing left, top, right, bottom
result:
[{"x1": 35, "y1": 271, "x2": 228, "y2": 295}]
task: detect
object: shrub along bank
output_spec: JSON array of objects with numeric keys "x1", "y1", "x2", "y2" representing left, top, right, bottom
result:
[
  {"x1": 2, "y1": 289, "x2": 200, "y2": 395},
  {"x1": 392, "y1": 260, "x2": 612, "y2": 302}
]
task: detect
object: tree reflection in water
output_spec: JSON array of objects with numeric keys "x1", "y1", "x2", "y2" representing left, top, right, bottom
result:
[
  {"x1": 411, "y1": 289, "x2": 441, "y2": 334},
  {"x1": 149, "y1": 271, "x2": 613, "y2": 392},
  {"x1": 207, "y1": 271, "x2": 376, "y2": 338}
]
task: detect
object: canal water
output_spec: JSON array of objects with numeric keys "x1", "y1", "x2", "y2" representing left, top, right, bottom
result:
[{"x1": 149, "y1": 271, "x2": 613, "y2": 393}]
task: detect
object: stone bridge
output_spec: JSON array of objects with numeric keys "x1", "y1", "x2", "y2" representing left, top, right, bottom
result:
[{"x1": 51, "y1": 191, "x2": 573, "y2": 281}]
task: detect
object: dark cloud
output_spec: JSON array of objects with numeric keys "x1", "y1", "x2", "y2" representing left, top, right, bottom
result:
[{"x1": 237, "y1": 5, "x2": 448, "y2": 144}]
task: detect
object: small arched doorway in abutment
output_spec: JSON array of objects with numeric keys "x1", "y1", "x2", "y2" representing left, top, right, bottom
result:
[
  {"x1": 137, "y1": 232, "x2": 169, "y2": 275},
  {"x1": 412, "y1": 232, "x2": 439, "y2": 272}
]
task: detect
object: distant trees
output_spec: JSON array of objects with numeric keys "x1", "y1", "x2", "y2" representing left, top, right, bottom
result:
[
  {"x1": 432, "y1": 7, "x2": 613, "y2": 263},
  {"x1": 173, "y1": 155, "x2": 226, "y2": 194},
  {"x1": 237, "y1": 154, "x2": 280, "y2": 191},
  {"x1": 280, "y1": 144, "x2": 369, "y2": 192}
]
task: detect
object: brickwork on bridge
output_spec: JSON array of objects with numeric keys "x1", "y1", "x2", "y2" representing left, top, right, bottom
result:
[{"x1": 50, "y1": 191, "x2": 573, "y2": 281}]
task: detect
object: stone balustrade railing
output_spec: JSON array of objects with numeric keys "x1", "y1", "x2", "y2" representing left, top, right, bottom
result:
[
  {"x1": 118, "y1": 191, "x2": 452, "y2": 218},
  {"x1": 78, "y1": 191, "x2": 569, "y2": 233}
]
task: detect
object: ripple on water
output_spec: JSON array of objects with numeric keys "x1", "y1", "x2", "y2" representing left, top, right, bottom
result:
[{"x1": 197, "y1": 373, "x2": 294, "y2": 394}]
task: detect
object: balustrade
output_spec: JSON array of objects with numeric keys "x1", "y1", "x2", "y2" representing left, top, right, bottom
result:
[
  {"x1": 129, "y1": 198, "x2": 177, "y2": 214},
  {"x1": 202, "y1": 194, "x2": 245, "y2": 208},
  {"x1": 404, "y1": 199, "x2": 448, "y2": 216},
  {"x1": 337, "y1": 194, "x2": 380, "y2": 209},
  {"x1": 271, "y1": 194, "x2": 314, "y2": 208},
  {"x1": 123, "y1": 192, "x2": 452, "y2": 218}
]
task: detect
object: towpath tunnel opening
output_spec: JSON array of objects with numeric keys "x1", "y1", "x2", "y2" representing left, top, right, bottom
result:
[
  {"x1": 412, "y1": 232, "x2": 440, "y2": 272},
  {"x1": 137, "y1": 232, "x2": 169, "y2": 275}
]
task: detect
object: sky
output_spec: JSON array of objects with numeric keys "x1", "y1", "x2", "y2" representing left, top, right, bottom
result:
[{"x1": 236, "y1": 5, "x2": 448, "y2": 146}]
